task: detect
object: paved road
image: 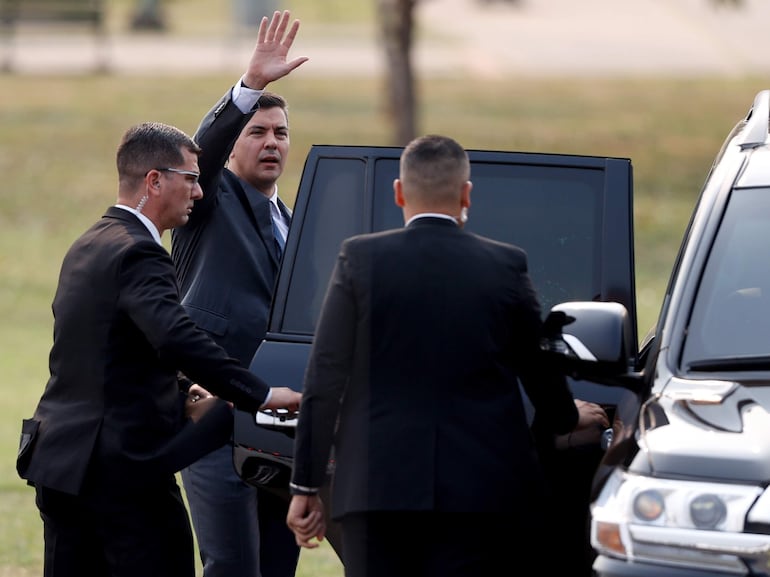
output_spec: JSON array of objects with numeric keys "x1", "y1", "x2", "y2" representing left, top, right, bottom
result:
[
  {"x1": 4, "y1": 0, "x2": 770, "y2": 76},
  {"x1": 421, "y1": 0, "x2": 770, "y2": 77}
]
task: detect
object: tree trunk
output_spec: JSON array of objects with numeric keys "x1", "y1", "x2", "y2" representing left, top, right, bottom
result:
[{"x1": 376, "y1": 0, "x2": 417, "y2": 145}]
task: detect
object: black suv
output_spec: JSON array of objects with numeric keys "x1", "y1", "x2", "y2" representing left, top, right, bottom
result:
[
  {"x1": 552, "y1": 89, "x2": 770, "y2": 576},
  {"x1": 234, "y1": 144, "x2": 637, "y2": 569}
]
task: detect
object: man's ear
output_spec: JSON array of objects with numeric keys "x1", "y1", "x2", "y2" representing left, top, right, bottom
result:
[
  {"x1": 143, "y1": 168, "x2": 161, "y2": 192},
  {"x1": 461, "y1": 180, "x2": 472, "y2": 209},
  {"x1": 394, "y1": 178, "x2": 405, "y2": 207}
]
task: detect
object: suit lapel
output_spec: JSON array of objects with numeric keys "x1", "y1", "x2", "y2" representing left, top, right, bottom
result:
[{"x1": 226, "y1": 172, "x2": 281, "y2": 266}]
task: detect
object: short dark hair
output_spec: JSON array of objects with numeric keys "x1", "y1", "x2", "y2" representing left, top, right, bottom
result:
[
  {"x1": 116, "y1": 122, "x2": 201, "y2": 188},
  {"x1": 255, "y1": 91, "x2": 289, "y2": 122},
  {"x1": 400, "y1": 134, "x2": 470, "y2": 202}
]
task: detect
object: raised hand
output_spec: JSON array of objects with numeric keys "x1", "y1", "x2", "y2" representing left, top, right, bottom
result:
[{"x1": 243, "y1": 10, "x2": 309, "y2": 90}]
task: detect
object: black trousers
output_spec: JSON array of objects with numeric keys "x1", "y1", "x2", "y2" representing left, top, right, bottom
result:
[
  {"x1": 256, "y1": 487, "x2": 302, "y2": 577},
  {"x1": 340, "y1": 510, "x2": 545, "y2": 577},
  {"x1": 35, "y1": 477, "x2": 194, "y2": 577}
]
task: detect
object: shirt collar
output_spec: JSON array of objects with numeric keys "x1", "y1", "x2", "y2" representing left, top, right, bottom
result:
[
  {"x1": 268, "y1": 185, "x2": 280, "y2": 209},
  {"x1": 114, "y1": 204, "x2": 162, "y2": 245},
  {"x1": 405, "y1": 213, "x2": 459, "y2": 227}
]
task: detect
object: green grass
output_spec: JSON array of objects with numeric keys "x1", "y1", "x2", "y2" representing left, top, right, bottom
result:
[{"x1": 2, "y1": 7, "x2": 769, "y2": 574}]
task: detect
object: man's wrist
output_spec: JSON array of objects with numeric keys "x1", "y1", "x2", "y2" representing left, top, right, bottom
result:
[
  {"x1": 232, "y1": 76, "x2": 264, "y2": 114},
  {"x1": 258, "y1": 388, "x2": 273, "y2": 410},
  {"x1": 289, "y1": 482, "x2": 320, "y2": 496},
  {"x1": 240, "y1": 74, "x2": 267, "y2": 91}
]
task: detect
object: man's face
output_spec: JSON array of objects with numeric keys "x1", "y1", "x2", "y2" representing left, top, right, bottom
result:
[
  {"x1": 229, "y1": 106, "x2": 290, "y2": 195},
  {"x1": 157, "y1": 149, "x2": 202, "y2": 231}
]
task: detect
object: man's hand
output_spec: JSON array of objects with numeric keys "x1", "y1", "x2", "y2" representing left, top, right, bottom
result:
[
  {"x1": 286, "y1": 494, "x2": 326, "y2": 548},
  {"x1": 185, "y1": 384, "x2": 223, "y2": 422},
  {"x1": 263, "y1": 386, "x2": 302, "y2": 412},
  {"x1": 242, "y1": 10, "x2": 309, "y2": 90},
  {"x1": 574, "y1": 398, "x2": 609, "y2": 431},
  {"x1": 556, "y1": 399, "x2": 610, "y2": 449}
]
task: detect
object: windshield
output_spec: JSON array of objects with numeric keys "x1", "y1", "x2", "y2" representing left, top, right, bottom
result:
[{"x1": 682, "y1": 187, "x2": 770, "y2": 369}]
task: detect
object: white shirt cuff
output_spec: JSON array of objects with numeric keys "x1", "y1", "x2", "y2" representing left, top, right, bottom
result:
[{"x1": 232, "y1": 75, "x2": 264, "y2": 114}]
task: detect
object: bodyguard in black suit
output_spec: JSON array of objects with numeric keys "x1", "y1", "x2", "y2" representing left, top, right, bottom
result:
[
  {"x1": 286, "y1": 135, "x2": 607, "y2": 577},
  {"x1": 17, "y1": 122, "x2": 301, "y2": 577},
  {"x1": 170, "y1": 10, "x2": 308, "y2": 577}
]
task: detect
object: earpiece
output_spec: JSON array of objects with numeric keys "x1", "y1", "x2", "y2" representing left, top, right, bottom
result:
[
  {"x1": 135, "y1": 195, "x2": 149, "y2": 213},
  {"x1": 459, "y1": 207, "x2": 468, "y2": 224}
]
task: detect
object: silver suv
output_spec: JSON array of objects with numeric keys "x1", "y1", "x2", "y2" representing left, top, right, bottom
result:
[{"x1": 554, "y1": 89, "x2": 770, "y2": 576}]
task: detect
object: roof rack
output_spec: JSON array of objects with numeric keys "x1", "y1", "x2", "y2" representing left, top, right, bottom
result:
[{"x1": 738, "y1": 90, "x2": 770, "y2": 149}]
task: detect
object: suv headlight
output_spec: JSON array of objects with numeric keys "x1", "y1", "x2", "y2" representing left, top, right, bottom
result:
[{"x1": 591, "y1": 469, "x2": 767, "y2": 573}]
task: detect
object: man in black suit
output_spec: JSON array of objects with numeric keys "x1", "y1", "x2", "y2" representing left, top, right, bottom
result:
[
  {"x1": 17, "y1": 121, "x2": 301, "y2": 577},
  {"x1": 286, "y1": 134, "x2": 608, "y2": 577},
  {"x1": 170, "y1": 10, "x2": 307, "y2": 577}
]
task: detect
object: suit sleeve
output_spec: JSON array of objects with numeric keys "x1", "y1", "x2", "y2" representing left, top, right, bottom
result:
[
  {"x1": 292, "y1": 245, "x2": 358, "y2": 489},
  {"x1": 510, "y1": 261, "x2": 579, "y2": 436},
  {"x1": 187, "y1": 91, "x2": 252, "y2": 227},
  {"x1": 119, "y1": 239, "x2": 270, "y2": 413}
]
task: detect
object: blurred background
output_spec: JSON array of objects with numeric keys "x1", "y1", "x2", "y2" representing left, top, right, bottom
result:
[{"x1": 2, "y1": 0, "x2": 770, "y2": 575}]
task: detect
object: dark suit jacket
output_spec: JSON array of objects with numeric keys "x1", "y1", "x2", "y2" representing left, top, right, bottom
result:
[
  {"x1": 171, "y1": 90, "x2": 291, "y2": 366},
  {"x1": 19, "y1": 207, "x2": 271, "y2": 496},
  {"x1": 292, "y1": 217, "x2": 579, "y2": 519}
]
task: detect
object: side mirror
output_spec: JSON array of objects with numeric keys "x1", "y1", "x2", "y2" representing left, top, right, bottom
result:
[{"x1": 542, "y1": 301, "x2": 634, "y2": 378}]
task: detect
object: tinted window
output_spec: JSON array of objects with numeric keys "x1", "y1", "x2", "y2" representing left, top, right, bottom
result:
[
  {"x1": 282, "y1": 158, "x2": 366, "y2": 333},
  {"x1": 463, "y1": 163, "x2": 602, "y2": 313},
  {"x1": 280, "y1": 149, "x2": 631, "y2": 342},
  {"x1": 372, "y1": 158, "x2": 402, "y2": 230},
  {"x1": 376, "y1": 159, "x2": 604, "y2": 313},
  {"x1": 682, "y1": 187, "x2": 770, "y2": 364}
]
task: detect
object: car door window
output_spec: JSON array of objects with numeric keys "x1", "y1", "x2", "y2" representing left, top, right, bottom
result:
[
  {"x1": 282, "y1": 157, "x2": 366, "y2": 334},
  {"x1": 279, "y1": 148, "x2": 634, "y2": 351}
]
